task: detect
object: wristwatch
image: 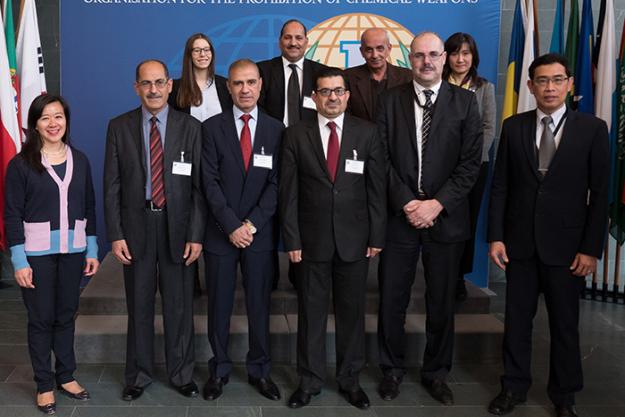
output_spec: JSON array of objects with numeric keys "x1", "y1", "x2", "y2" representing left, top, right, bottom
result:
[{"x1": 244, "y1": 219, "x2": 257, "y2": 234}]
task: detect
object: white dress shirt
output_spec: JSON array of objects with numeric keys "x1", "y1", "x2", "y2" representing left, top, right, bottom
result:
[
  {"x1": 413, "y1": 80, "x2": 442, "y2": 192},
  {"x1": 233, "y1": 105, "x2": 258, "y2": 147},
  {"x1": 317, "y1": 113, "x2": 344, "y2": 158},
  {"x1": 190, "y1": 79, "x2": 223, "y2": 122},
  {"x1": 282, "y1": 56, "x2": 304, "y2": 127}
]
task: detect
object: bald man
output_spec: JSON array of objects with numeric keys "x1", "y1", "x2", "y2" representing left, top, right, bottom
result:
[{"x1": 345, "y1": 28, "x2": 412, "y2": 122}]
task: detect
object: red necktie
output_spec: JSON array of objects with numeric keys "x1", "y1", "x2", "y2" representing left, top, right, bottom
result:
[
  {"x1": 326, "y1": 121, "x2": 339, "y2": 182},
  {"x1": 150, "y1": 116, "x2": 166, "y2": 208},
  {"x1": 240, "y1": 114, "x2": 252, "y2": 172}
]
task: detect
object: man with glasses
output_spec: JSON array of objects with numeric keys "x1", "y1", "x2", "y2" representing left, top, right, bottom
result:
[
  {"x1": 376, "y1": 32, "x2": 482, "y2": 405},
  {"x1": 487, "y1": 53, "x2": 609, "y2": 417},
  {"x1": 279, "y1": 67, "x2": 386, "y2": 410},
  {"x1": 104, "y1": 59, "x2": 205, "y2": 401}
]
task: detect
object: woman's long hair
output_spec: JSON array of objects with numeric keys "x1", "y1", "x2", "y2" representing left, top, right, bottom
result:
[
  {"x1": 177, "y1": 33, "x2": 216, "y2": 108},
  {"x1": 443, "y1": 32, "x2": 485, "y2": 89},
  {"x1": 20, "y1": 94, "x2": 71, "y2": 173}
]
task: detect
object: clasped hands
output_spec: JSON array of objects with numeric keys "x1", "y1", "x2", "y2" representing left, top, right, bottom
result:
[
  {"x1": 229, "y1": 223, "x2": 254, "y2": 249},
  {"x1": 403, "y1": 199, "x2": 443, "y2": 229}
]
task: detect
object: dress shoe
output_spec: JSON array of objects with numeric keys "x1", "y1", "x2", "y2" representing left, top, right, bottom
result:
[
  {"x1": 248, "y1": 376, "x2": 281, "y2": 401},
  {"x1": 378, "y1": 375, "x2": 401, "y2": 400},
  {"x1": 203, "y1": 376, "x2": 228, "y2": 401},
  {"x1": 421, "y1": 378, "x2": 454, "y2": 405},
  {"x1": 57, "y1": 382, "x2": 90, "y2": 401},
  {"x1": 456, "y1": 279, "x2": 468, "y2": 302},
  {"x1": 287, "y1": 387, "x2": 319, "y2": 408},
  {"x1": 175, "y1": 381, "x2": 199, "y2": 398},
  {"x1": 36, "y1": 392, "x2": 56, "y2": 415},
  {"x1": 488, "y1": 389, "x2": 526, "y2": 415},
  {"x1": 555, "y1": 405, "x2": 579, "y2": 417},
  {"x1": 122, "y1": 385, "x2": 144, "y2": 401},
  {"x1": 339, "y1": 387, "x2": 370, "y2": 409}
]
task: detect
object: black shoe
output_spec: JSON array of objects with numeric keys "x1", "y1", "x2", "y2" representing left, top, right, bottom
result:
[
  {"x1": 176, "y1": 381, "x2": 199, "y2": 398},
  {"x1": 555, "y1": 405, "x2": 579, "y2": 417},
  {"x1": 37, "y1": 403, "x2": 56, "y2": 415},
  {"x1": 122, "y1": 385, "x2": 143, "y2": 401},
  {"x1": 287, "y1": 388, "x2": 319, "y2": 408},
  {"x1": 203, "y1": 377, "x2": 228, "y2": 401},
  {"x1": 456, "y1": 279, "x2": 468, "y2": 302},
  {"x1": 339, "y1": 387, "x2": 370, "y2": 409},
  {"x1": 488, "y1": 389, "x2": 526, "y2": 415},
  {"x1": 421, "y1": 378, "x2": 454, "y2": 405},
  {"x1": 57, "y1": 383, "x2": 90, "y2": 401},
  {"x1": 378, "y1": 375, "x2": 401, "y2": 401},
  {"x1": 248, "y1": 376, "x2": 281, "y2": 401}
]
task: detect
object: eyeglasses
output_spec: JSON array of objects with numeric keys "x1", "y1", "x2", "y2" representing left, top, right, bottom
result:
[
  {"x1": 191, "y1": 47, "x2": 212, "y2": 55},
  {"x1": 138, "y1": 79, "x2": 169, "y2": 89},
  {"x1": 316, "y1": 87, "x2": 347, "y2": 97},
  {"x1": 532, "y1": 76, "x2": 569, "y2": 87},
  {"x1": 411, "y1": 51, "x2": 445, "y2": 62}
]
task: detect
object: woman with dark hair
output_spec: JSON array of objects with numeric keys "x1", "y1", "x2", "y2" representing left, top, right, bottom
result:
[
  {"x1": 443, "y1": 32, "x2": 496, "y2": 301},
  {"x1": 169, "y1": 33, "x2": 232, "y2": 121},
  {"x1": 4, "y1": 94, "x2": 99, "y2": 414}
]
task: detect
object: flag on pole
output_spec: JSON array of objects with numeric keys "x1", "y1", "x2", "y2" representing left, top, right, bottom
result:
[
  {"x1": 16, "y1": 0, "x2": 46, "y2": 132},
  {"x1": 565, "y1": 0, "x2": 579, "y2": 106},
  {"x1": 517, "y1": 0, "x2": 538, "y2": 113},
  {"x1": 502, "y1": 0, "x2": 525, "y2": 122},
  {"x1": 595, "y1": 0, "x2": 616, "y2": 131},
  {"x1": 550, "y1": 0, "x2": 565, "y2": 54},
  {"x1": 0, "y1": 11, "x2": 22, "y2": 249},
  {"x1": 3, "y1": 0, "x2": 21, "y2": 139},
  {"x1": 574, "y1": 0, "x2": 594, "y2": 113},
  {"x1": 610, "y1": 11, "x2": 625, "y2": 244}
]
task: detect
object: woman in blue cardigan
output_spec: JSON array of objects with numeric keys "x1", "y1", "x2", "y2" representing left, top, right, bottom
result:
[{"x1": 4, "y1": 94, "x2": 99, "y2": 414}]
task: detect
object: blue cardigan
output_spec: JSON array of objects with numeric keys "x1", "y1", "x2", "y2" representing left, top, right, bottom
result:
[{"x1": 4, "y1": 146, "x2": 98, "y2": 270}]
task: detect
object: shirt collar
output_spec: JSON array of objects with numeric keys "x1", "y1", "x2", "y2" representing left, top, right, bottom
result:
[
  {"x1": 536, "y1": 104, "x2": 567, "y2": 127},
  {"x1": 282, "y1": 56, "x2": 305, "y2": 71},
  {"x1": 142, "y1": 105, "x2": 169, "y2": 124},
  {"x1": 318, "y1": 112, "x2": 345, "y2": 132},
  {"x1": 412, "y1": 79, "x2": 442, "y2": 99},
  {"x1": 233, "y1": 105, "x2": 258, "y2": 121}
]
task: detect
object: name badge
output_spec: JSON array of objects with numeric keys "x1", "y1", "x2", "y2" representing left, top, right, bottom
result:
[
  {"x1": 253, "y1": 146, "x2": 273, "y2": 169},
  {"x1": 172, "y1": 151, "x2": 192, "y2": 176},
  {"x1": 345, "y1": 149, "x2": 364, "y2": 174},
  {"x1": 302, "y1": 96, "x2": 316, "y2": 110}
]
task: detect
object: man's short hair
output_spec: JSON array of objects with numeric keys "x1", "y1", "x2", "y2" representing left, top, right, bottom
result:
[
  {"x1": 135, "y1": 59, "x2": 169, "y2": 81},
  {"x1": 280, "y1": 19, "x2": 307, "y2": 38},
  {"x1": 314, "y1": 67, "x2": 349, "y2": 91},
  {"x1": 228, "y1": 58, "x2": 260, "y2": 78},
  {"x1": 528, "y1": 53, "x2": 571, "y2": 79}
]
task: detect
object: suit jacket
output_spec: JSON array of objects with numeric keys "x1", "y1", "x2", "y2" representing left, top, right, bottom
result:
[
  {"x1": 488, "y1": 109, "x2": 609, "y2": 265},
  {"x1": 257, "y1": 56, "x2": 328, "y2": 123},
  {"x1": 168, "y1": 75, "x2": 232, "y2": 115},
  {"x1": 201, "y1": 108, "x2": 284, "y2": 255},
  {"x1": 378, "y1": 81, "x2": 482, "y2": 243},
  {"x1": 345, "y1": 63, "x2": 412, "y2": 122},
  {"x1": 279, "y1": 114, "x2": 387, "y2": 262},
  {"x1": 104, "y1": 106, "x2": 205, "y2": 261}
]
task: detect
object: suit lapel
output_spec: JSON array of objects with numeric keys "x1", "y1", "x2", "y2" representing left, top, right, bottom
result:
[
  {"x1": 520, "y1": 110, "x2": 541, "y2": 180},
  {"x1": 335, "y1": 115, "x2": 358, "y2": 184},
  {"x1": 163, "y1": 110, "x2": 180, "y2": 182},
  {"x1": 242, "y1": 112, "x2": 268, "y2": 191},
  {"x1": 131, "y1": 108, "x2": 147, "y2": 180},
  {"x1": 545, "y1": 109, "x2": 575, "y2": 176},
  {"x1": 302, "y1": 59, "x2": 314, "y2": 98},
  {"x1": 399, "y1": 85, "x2": 419, "y2": 155},
  {"x1": 307, "y1": 118, "x2": 331, "y2": 181},
  {"x1": 429, "y1": 82, "x2": 451, "y2": 140},
  {"x1": 222, "y1": 111, "x2": 246, "y2": 176},
  {"x1": 271, "y1": 58, "x2": 285, "y2": 101},
  {"x1": 354, "y1": 68, "x2": 373, "y2": 120}
]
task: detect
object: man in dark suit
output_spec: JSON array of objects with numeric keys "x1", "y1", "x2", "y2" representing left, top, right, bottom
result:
[
  {"x1": 345, "y1": 28, "x2": 412, "y2": 122},
  {"x1": 201, "y1": 59, "x2": 283, "y2": 402},
  {"x1": 487, "y1": 54, "x2": 609, "y2": 417},
  {"x1": 376, "y1": 32, "x2": 482, "y2": 405},
  {"x1": 104, "y1": 59, "x2": 204, "y2": 401},
  {"x1": 279, "y1": 67, "x2": 386, "y2": 410},
  {"x1": 257, "y1": 19, "x2": 328, "y2": 127}
]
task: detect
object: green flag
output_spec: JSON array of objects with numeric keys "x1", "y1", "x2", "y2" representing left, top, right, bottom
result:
[
  {"x1": 610, "y1": 19, "x2": 625, "y2": 244},
  {"x1": 3, "y1": 0, "x2": 20, "y2": 124}
]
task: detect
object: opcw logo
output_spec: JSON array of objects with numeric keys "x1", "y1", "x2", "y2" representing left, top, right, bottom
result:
[{"x1": 305, "y1": 13, "x2": 413, "y2": 69}]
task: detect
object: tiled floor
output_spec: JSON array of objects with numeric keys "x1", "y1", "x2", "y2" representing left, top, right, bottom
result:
[{"x1": 1, "y1": 277, "x2": 625, "y2": 416}]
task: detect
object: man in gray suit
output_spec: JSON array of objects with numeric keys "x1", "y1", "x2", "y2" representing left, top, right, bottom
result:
[{"x1": 104, "y1": 59, "x2": 205, "y2": 401}]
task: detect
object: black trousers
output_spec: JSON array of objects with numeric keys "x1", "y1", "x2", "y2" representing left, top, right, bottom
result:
[
  {"x1": 378, "y1": 231, "x2": 463, "y2": 381},
  {"x1": 123, "y1": 210, "x2": 195, "y2": 388},
  {"x1": 502, "y1": 255, "x2": 584, "y2": 406},
  {"x1": 204, "y1": 250, "x2": 273, "y2": 379},
  {"x1": 459, "y1": 162, "x2": 489, "y2": 276},
  {"x1": 22, "y1": 252, "x2": 85, "y2": 393},
  {"x1": 296, "y1": 255, "x2": 369, "y2": 392}
]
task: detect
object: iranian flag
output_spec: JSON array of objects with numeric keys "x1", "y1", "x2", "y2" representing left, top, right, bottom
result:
[
  {"x1": 0, "y1": 12, "x2": 22, "y2": 249},
  {"x1": 16, "y1": 0, "x2": 46, "y2": 131}
]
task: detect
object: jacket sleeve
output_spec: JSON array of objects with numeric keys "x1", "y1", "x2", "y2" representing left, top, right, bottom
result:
[
  {"x1": 366, "y1": 129, "x2": 387, "y2": 248},
  {"x1": 83, "y1": 155, "x2": 98, "y2": 259},
  {"x1": 185, "y1": 121, "x2": 207, "y2": 243},
  {"x1": 4, "y1": 158, "x2": 29, "y2": 270},
  {"x1": 278, "y1": 127, "x2": 302, "y2": 251},
  {"x1": 480, "y1": 82, "x2": 497, "y2": 162},
  {"x1": 103, "y1": 120, "x2": 125, "y2": 243},
  {"x1": 487, "y1": 119, "x2": 511, "y2": 243}
]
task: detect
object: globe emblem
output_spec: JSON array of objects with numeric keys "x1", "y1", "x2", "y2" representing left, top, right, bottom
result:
[{"x1": 305, "y1": 13, "x2": 414, "y2": 70}]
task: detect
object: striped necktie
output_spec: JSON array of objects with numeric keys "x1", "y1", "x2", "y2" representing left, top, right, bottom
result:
[
  {"x1": 150, "y1": 116, "x2": 166, "y2": 208},
  {"x1": 419, "y1": 89, "x2": 434, "y2": 191}
]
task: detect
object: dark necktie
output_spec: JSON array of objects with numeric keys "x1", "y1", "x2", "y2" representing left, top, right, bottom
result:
[
  {"x1": 240, "y1": 114, "x2": 252, "y2": 172},
  {"x1": 326, "y1": 121, "x2": 339, "y2": 182},
  {"x1": 287, "y1": 63, "x2": 301, "y2": 125},
  {"x1": 150, "y1": 116, "x2": 166, "y2": 208},
  {"x1": 419, "y1": 89, "x2": 434, "y2": 191},
  {"x1": 538, "y1": 116, "x2": 556, "y2": 177}
]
